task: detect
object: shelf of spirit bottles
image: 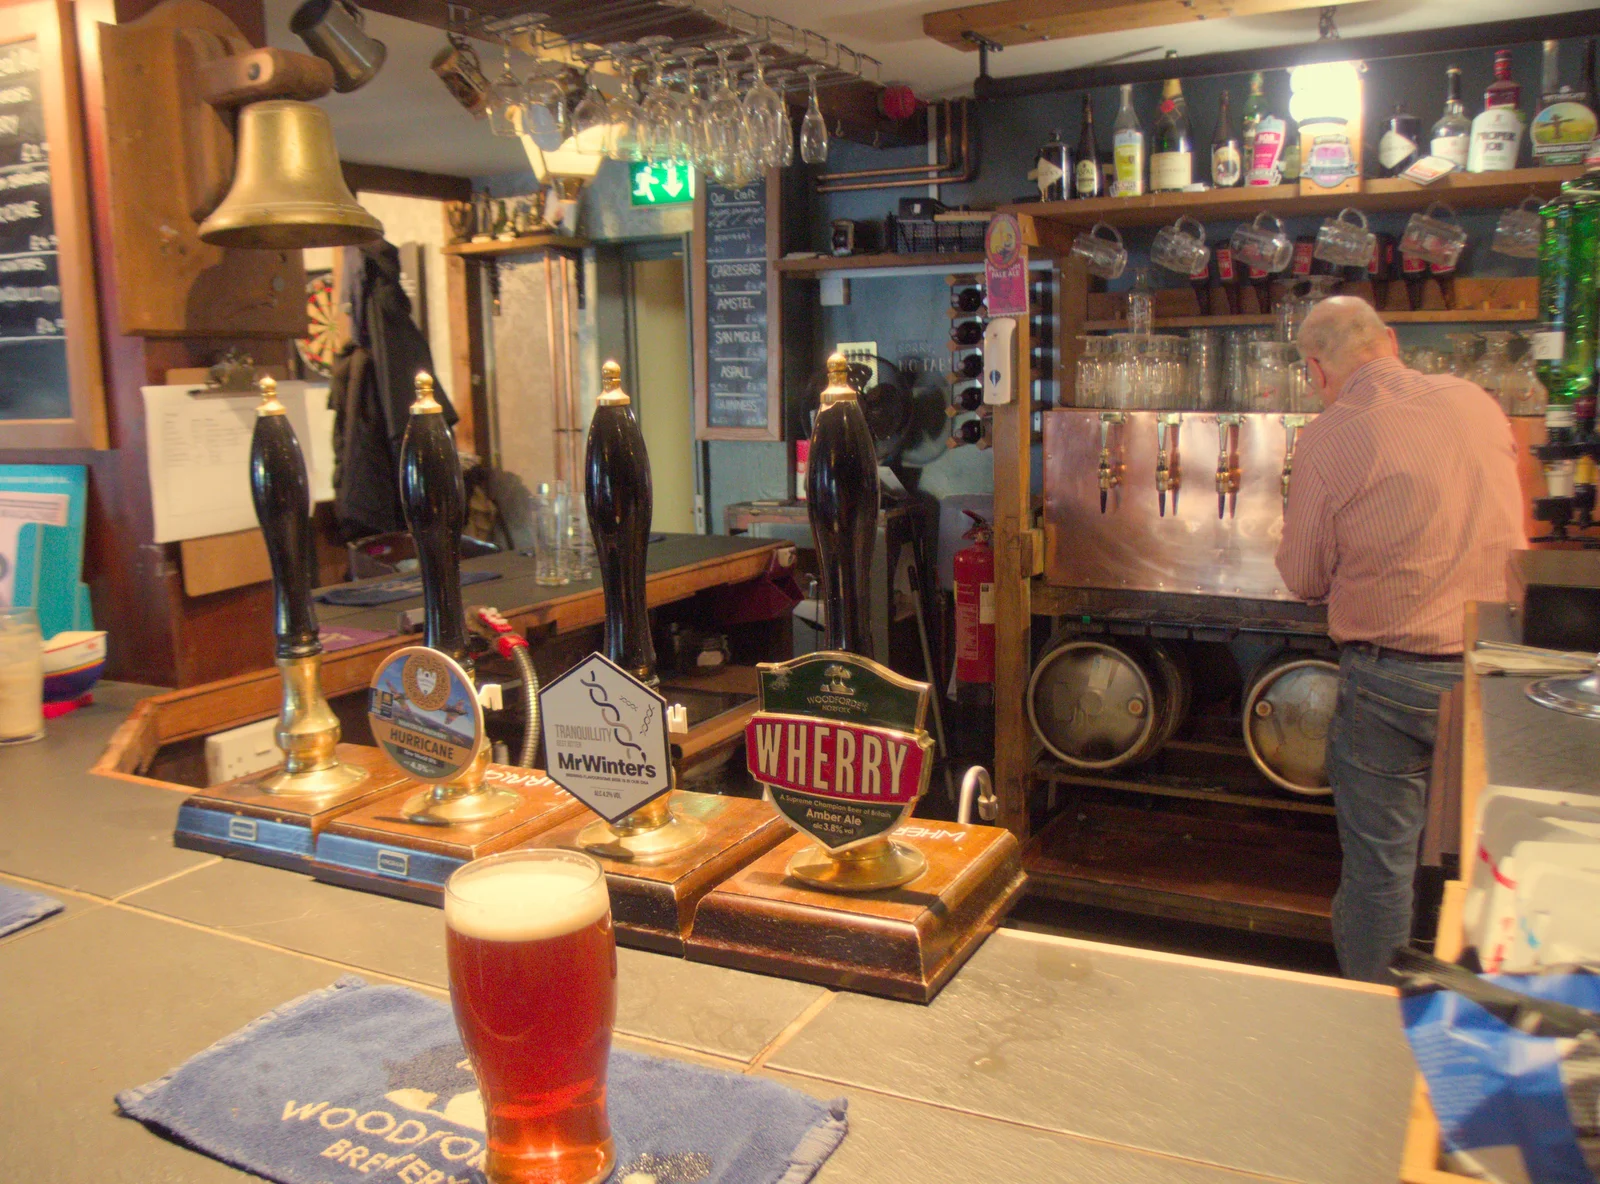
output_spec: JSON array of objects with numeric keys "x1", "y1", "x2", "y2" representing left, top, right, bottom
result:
[{"x1": 1004, "y1": 166, "x2": 1584, "y2": 231}]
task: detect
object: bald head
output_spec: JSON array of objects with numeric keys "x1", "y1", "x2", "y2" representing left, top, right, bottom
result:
[{"x1": 1297, "y1": 297, "x2": 1398, "y2": 404}]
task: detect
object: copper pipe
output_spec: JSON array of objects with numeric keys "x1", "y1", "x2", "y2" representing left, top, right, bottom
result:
[
  {"x1": 815, "y1": 101, "x2": 956, "y2": 182},
  {"x1": 816, "y1": 100, "x2": 973, "y2": 192}
]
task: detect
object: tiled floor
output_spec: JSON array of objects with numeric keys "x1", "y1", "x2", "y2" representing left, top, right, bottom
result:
[{"x1": 0, "y1": 686, "x2": 1414, "y2": 1183}]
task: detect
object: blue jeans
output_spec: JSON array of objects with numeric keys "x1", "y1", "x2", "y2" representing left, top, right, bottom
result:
[{"x1": 1325, "y1": 648, "x2": 1460, "y2": 983}]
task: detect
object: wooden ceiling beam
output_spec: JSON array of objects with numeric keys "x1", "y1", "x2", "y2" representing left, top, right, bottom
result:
[{"x1": 924, "y1": 0, "x2": 1341, "y2": 51}]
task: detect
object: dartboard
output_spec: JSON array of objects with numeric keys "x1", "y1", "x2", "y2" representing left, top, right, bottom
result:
[{"x1": 297, "y1": 271, "x2": 337, "y2": 377}]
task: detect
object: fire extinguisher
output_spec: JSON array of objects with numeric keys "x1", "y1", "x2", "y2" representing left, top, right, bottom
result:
[{"x1": 953, "y1": 511, "x2": 995, "y2": 686}]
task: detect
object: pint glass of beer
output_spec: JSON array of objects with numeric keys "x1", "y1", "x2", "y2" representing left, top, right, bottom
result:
[{"x1": 445, "y1": 849, "x2": 617, "y2": 1184}]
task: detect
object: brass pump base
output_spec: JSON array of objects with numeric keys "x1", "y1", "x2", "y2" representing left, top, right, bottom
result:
[
  {"x1": 258, "y1": 759, "x2": 369, "y2": 797},
  {"x1": 401, "y1": 747, "x2": 520, "y2": 826},
  {"x1": 577, "y1": 794, "x2": 707, "y2": 862},
  {"x1": 786, "y1": 835, "x2": 927, "y2": 893}
]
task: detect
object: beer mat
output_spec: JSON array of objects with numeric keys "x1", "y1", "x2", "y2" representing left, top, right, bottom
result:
[
  {"x1": 317, "y1": 571, "x2": 501, "y2": 608},
  {"x1": 118, "y1": 976, "x2": 848, "y2": 1184},
  {"x1": 0, "y1": 882, "x2": 63, "y2": 938},
  {"x1": 321, "y1": 625, "x2": 398, "y2": 653}
]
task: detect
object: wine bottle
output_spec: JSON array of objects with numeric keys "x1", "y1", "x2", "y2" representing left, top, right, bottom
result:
[
  {"x1": 1036, "y1": 128, "x2": 1071, "y2": 202},
  {"x1": 1075, "y1": 95, "x2": 1104, "y2": 198},
  {"x1": 1112, "y1": 83, "x2": 1145, "y2": 197},
  {"x1": 1210, "y1": 89, "x2": 1242, "y2": 187},
  {"x1": 1369, "y1": 232, "x2": 1395, "y2": 309},
  {"x1": 1532, "y1": 39, "x2": 1598, "y2": 167},
  {"x1": 1400, "y1": 251, "x2": 1429, "y2": 311},
  {"x1": 952, "y1": 383, "x2": 983, "y2": 412},
  {"x1": 1429, "y1": 66, "x2": 1471, "y2": 168},
  {"x1": 953, "y1": 351, "x2": 982, "y2": 379},
  {"x1": 1378, "y1": 102, "x2": 1423, "y2": 176},
  {"x1": 951, "y1": 417, "x2": 986, "y2": 446},
  {"x1": 1150, "y1": 67, "x2": 1193, "y2": 193},
  {"x1": 1240, "y1": 72, "x2": 1267, "y2": 172},
  {"x1": 1213, "y1": 242, "x2": 1240, "y2": 315},
  {"x1": 951, "y1": 320, "x2": 985, "y2": 347},
  {"x1": 951, "y1": 285, "x2": 985, "y2": 312},
  {"x1": 1468, "y1": 49, "x2": 1524, "y2": 172}
]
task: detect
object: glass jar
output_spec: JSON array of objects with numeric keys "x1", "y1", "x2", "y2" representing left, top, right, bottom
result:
[
  {"x1": 0, "y1": 606, "x2": 44, "y2": 745},
  {"x1": 1469, "y1": 331, "x2": 1516, "y2": 411}
]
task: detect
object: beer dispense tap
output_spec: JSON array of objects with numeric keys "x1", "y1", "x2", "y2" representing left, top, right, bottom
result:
[
  {"x1": 1281, "y1": 414, "x2": 1308, "y2": 512},
  {"x1": 396, "y1": 373, "x2": 519, "y2": 824},
  {"x1": 576, "y1": 360, "x2": 706, "y2": 858},
  {"x1": 1097, "y1": 412, "x2": 1124, "y2": 514},
  {"x1": 1215, "y1": 414, "x2": 1242, "y2": 520},
  {"x1": 248, "y1": 376, "x2": 368, "y2": 796},
  {"x1": 1156, "y1": 413, "x2": 1182, "y2": 517},
  {"x1": 810, "y1": 352, "x2": 879, "y2": 657}
]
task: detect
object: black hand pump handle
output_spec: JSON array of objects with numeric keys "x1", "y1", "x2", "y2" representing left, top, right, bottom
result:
[
  {"x1": 250, "y1": 376, "x2": 320, "y2": 662},
  {"x1": 807, "y1": 353, "x2": 879, "y2": 657},
  {"x1": 586, "y1": 360, "x2": 656, "y2": 683},
  {"x1": 399, "y1": 373, "x2": 472, "y2": 676}
]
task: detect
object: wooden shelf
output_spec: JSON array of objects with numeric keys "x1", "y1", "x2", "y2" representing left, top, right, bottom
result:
[
  {"x1": 441, "y1": 233, "x2": 589, "y2": 257},
  {"x1": 1005, "y1": 166, "x2": 1585, "y2": 231},
  {"x1": 774, "y1": 251, "x2": 986, "y2": 274},
  {"x1": 1082, "y1": 308, "x2": 1540, "y2": 331}
]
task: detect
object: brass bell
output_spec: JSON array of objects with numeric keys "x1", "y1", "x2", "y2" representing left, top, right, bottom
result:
[{"x1": 199, "y1": 99, "x2": 382, "y2": 250}]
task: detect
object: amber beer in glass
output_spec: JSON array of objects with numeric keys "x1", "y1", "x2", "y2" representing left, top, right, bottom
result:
[{"x1": 445, "y1": 849, "x2": 617, "y2": 1184}]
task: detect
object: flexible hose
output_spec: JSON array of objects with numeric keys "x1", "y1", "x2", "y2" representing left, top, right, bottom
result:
[{"x1": 510, "y1": 642, "x2": 540, "y2": 768}]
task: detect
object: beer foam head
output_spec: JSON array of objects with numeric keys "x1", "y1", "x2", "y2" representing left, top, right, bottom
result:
[{"x1": 446, "y1": 853, "x2": 609, "y2": 942}]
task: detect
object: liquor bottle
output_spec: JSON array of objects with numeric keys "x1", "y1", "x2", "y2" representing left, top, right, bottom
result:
[
  {"x1": 1400, "y1": 250, "x2": 1429, "y2": 311},
  {"x1": 1212, "y1": 242, "x2": 1240, "y2": 315},
  {"x1": 1429, "y1": 66, "x2": 1471, "y2": 168},
  {"x1": 1247, "y1": 263, "x2": 1273, "y2": 315},
  {"x1": 1036, "y1": 128, "x2": 1072, "y2": 201},
  {"x1": 1468, "y1": 50, "x2": 1524, "y2": 172},
  {"x1": 1369, "y1": 232, "x2": 1395, "y2": 309},
  {"x1": 951, "y1": 285, "x2": 985, "y2": 312},
  {"x1": 1240, "y1": 72, "x2": 1267, "y2": 170},
  {"x1": 1537, "y1": 197, "x2": 1576, "y2": 439},
  {"x1": 1429, "y1": 257, "x2": 1457, "y2": 310},
  {"x1": 1075, "y1": 95, "x2": 1104, "y2": 198},
  {"x1": 1150, "y1": 67, "x2": 1193, "y2": 192},
  {"x1": 1532, "y1": 39, "x2": 1598, "y2": 167},
  {"x1": 1189, "y1": 246, "x2": 1211, "y2": 312},
  {"x1": 1210, "y1": 89, "x2": 1242, "y2": 187},
  {"x1": 951, "y1": 319, "x2": 985, "y2": 347},
  {"x1": 1112, "y1": 83, "x2": 1145, "y2": 197},
  {"x1": 1378, "y1": 102, "x2": 1423, "y2": 176}
]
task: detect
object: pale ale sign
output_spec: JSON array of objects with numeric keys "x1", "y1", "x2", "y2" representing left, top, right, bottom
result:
[{"x1": 745, "y1": 652, "x2": 934, "y2": 850}]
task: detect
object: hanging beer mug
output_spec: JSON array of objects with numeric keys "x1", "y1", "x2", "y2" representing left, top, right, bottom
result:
[{"x1": 290, "y1": 0, "x2": 386, "y2": 93}]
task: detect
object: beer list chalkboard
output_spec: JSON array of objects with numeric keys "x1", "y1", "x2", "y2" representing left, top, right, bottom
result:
[
  {"x1": 0, "y1": 37, "x2": 67, "y2": 424},
  {"x1": 704, "y1": 180, "x2": 768, "y2": 431}
]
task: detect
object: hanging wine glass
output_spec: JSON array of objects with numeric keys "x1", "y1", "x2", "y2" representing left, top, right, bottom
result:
[
  {"x1": 687, "y1": 58, "x2": 718, "y2": 172},
  {"x1": 603, "y1": 43, "x2": 647, "y2": 162},
  {"x1": 766, "y1": 68, "x2": 796, "y2": 167},
  {"x1": 742, "y1": 37, "x2": 786, "y2": 171},
  {"x1": 570, "y1": 46, "x2": 611, "y2": 156},
  {"x1": 706, "y1": 40, "x2": 748, "y2": 184},
  {"x1": 799, "y1": 63, "x2": 829, "y2": 164},
  {"x1": 486, "y1": 43, "x2": 524, "y2": 138},
  {"x1": 634, "y1": 34, "x2": 673, "y2": 161}
]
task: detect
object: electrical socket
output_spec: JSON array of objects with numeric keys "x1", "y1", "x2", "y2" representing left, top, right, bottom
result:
[{"x1": 204, "y1": 717, "x2": 281, "y2": 786}]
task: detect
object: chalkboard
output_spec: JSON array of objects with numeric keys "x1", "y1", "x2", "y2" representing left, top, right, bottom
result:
[
  {"x1": 701, "y1": 179, "x2": 772, "y2": 435},
  {"x1": 0, "y1": 36, "x2": 67, "y2": 425}
]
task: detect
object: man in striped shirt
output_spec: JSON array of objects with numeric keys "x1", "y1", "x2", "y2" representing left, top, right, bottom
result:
[{"x1": 1278, "y1": 297, "x2": 1525, "y2": 982}]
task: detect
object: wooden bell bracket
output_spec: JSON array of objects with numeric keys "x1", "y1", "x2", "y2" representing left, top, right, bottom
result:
[{"x1": 175, "y1": 36, "x2": 335, "y2": 222}]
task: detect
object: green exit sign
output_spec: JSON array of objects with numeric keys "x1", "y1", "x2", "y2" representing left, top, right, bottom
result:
[{"x1": 629, "y1": 160, "x2": 695, "y2": 206}]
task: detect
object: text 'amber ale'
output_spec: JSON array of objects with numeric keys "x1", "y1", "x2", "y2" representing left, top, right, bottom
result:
[{"x1": 445, "y1": 850, "x2": 617, "y2": 1184}]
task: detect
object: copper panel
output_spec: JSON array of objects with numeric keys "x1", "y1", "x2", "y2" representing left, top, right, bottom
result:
[{"x1": 1044, "y1": 409, "x2": 1307, "y2": 601}]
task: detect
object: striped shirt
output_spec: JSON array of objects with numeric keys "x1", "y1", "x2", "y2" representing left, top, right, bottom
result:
[{"x1": 1276, "y1": 355, "x2": 1526, "y2": 653}]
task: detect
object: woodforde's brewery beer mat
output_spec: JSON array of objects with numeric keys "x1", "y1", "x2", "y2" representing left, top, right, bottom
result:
[
  {"x1": 703, "y1": 180, "x2": 768, "y2": 431},
  {"x1": 0, "y1": 37, "x2": 69, "y2": 422}
]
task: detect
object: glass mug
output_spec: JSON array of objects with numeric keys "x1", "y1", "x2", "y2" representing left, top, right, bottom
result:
[
  {"x1": 1314, "y1": 207, "x2": 1376, "y2": 269},
  {"x1": 0, "y1": 605, "x2": 44, "y2": 745},
  {"x1": 1151, "y1": 215, "x2": 1209, "y2": 276},
  {"x1": 1399, "y1": 202, "x2": 1468, "y2": 268},
  {"x1": 1070, "y1": 222, "x2": 1126, "y2": 280},
  {"x1": 1230, "y1": 212, "x2": 1293, "y2": 273},
  {"x1": 446, "y1": 849, "x2": 618, "y2": 1184},
  {"x1": 1492, "y1": 195, "x2": 1544, "y2": 259}
]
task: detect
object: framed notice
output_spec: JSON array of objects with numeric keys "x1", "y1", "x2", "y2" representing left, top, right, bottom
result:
[
  {"x1": 692, "y1": 173, "x2": 781, "y2": 441},
  {"x1": 0, "y1": 0, "x2": 104, "y2": 449}
]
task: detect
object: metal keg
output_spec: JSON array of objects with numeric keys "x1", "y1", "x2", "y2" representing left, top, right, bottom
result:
[
  {"x1": 1242, "y1": 656, "x2": 1338, "y2": 795},
  {"x1": 1027, "y1": 637, "x2": 1191, "y2": 770}
]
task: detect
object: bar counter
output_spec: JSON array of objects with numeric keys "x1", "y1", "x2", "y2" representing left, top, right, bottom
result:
[{"x1": 2, "y1": 686, "x2": 1416, "y2": 1184}]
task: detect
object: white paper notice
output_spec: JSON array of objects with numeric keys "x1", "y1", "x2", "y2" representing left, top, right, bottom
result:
[{"x1": 143, "y1": 382, "x2": 336, "y2": 544}]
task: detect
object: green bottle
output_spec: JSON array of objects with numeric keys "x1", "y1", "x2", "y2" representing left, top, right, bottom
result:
[{"x1": 1538, "y1": 159, "x2": 1600, "y2": 440}]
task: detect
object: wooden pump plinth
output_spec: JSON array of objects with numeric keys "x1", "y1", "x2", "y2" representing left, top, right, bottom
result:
[
  {"x1": 685, "y1": 355, "x2": 1025, "y2": 1001},
  {"x1": 308, "y1": 375, "x2": 578, "y2": 897},
  {"x1": 527, "y1": 361, "x2": 787, "y2": 952},
  {"x1": 175, "y1": 378, "x2": 399, "y2": 868}
]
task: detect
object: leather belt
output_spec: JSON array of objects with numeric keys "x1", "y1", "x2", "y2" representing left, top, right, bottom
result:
[{"x1": 1343, "y1": 641, "x2": 1464, "y2": 663}]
